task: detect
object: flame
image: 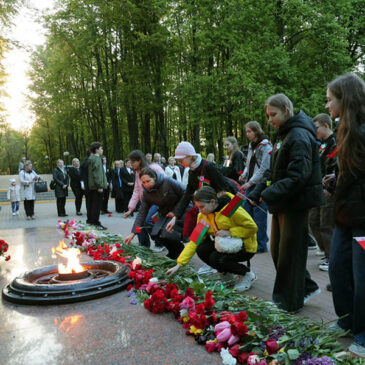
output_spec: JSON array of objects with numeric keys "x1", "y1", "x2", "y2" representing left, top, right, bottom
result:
[
  {"x1": 52, "y1": 240, "x2": 85, "y2": 273},
  {"x1": 55, "y1": 314, "x2": 83, "y2": 332}
]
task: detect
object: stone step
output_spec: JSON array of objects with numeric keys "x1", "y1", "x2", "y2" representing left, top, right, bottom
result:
[{"x1": 0, "y1": 189, "x2": 76, "y2": 203}]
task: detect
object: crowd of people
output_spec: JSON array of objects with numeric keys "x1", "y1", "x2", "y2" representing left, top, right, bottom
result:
[{"x1": 7, "y1": 72, "x2": 365, "y2": 358}]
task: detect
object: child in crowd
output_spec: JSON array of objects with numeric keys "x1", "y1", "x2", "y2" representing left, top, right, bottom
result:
[
  {"x1": 7, "y1": 178, "x2": 20, "y2": 216},
  {"x1": 167, "y1": 186, "x2": 258, "y2": 291}
]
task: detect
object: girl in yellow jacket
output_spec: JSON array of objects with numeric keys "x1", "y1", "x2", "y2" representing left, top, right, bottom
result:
[{"x1": 167, "y1": 186, "x2": 258, "y2": 291}]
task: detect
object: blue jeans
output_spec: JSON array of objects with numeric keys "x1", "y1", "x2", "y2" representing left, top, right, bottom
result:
[
  {"x1": 243, "y1": 188, "x2": 269, "y2": 252},
  {"x1": 329, "y1": 225, "x2": 365, "y2": 346},
  {"x1": 11, "y1": 201, "x2": 20, "y2": 213},
  {"x1": 137, "y1": 205, "x2": 163, "y2": 248}
]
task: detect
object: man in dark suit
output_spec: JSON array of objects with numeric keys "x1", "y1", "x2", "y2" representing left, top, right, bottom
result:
[
  {"x1": 67, "y1": 158, "x2": 84, "y2": 216},
  {"x1": 101, "y1": 157, "x2": 112, "y2": 214},
  {"x1": 53, "y1": 159, "x2": 69, "y2": 217}
]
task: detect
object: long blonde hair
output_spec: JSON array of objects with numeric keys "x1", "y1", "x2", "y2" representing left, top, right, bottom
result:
[{"x1": 224, "y1": 136, "x2": 243, "y2": 160}]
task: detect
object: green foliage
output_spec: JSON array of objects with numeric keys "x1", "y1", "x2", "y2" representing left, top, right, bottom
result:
[{"x1": 27, "y1": 0, "x2": 363, "y2": 165}]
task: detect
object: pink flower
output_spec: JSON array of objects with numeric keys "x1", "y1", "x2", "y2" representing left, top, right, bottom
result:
[
  {"x1": 180, "y1": 296, "x2": 195, "y2": 311},
  {"x1": 227, "y1": 334, "x2": 240, "y2": 346},
  {"x1": 216, "y1": 327, "x2": 232, "y2": 342},
  {"x1": 215, "y1": 321, "x2": 231, "y2": 332}
]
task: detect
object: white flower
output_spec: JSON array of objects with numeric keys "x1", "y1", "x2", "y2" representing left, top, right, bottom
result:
[
  {"x1": 132, "y1": 256, "x2": 142, "y2": 270},
  {"x1": 149, "y1": 277, "x2": 159, "y2": 284},
  {"x1": 179, "y1": 308, "x2": 189, "y2": 318},
  {"x1": 220, "y1": 348, "x2": 237, "y2": 365}
]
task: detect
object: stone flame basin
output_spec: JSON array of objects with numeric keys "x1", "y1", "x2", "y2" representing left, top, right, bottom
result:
[{"x1": 2, "y1": 261, "x2": 131, "y2": 305}]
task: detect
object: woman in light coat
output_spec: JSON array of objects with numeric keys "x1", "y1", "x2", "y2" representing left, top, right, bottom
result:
[{"x1": 19, "y1": 161, "x2": 39, "y2": 219}]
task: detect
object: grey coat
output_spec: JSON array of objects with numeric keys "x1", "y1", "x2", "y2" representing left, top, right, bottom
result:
[{"x1": 132, "y1": 174, "x2": 185, "y2": 233}]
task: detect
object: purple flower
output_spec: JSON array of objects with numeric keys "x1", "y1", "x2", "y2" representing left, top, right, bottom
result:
[
  {"x1": 127, "y1": 290, "x2": 135, "y2": 297},
  {"x1": 306, "y1": 357, "x2": 336, "y2": 365},
  {"x1": 130, "y1": 297, "x2": 138, "y2": 305}
]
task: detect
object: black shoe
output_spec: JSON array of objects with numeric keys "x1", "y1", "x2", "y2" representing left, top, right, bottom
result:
[
  {"x1": 100, "y1": 211, "x2": 106, "y2": 215},
  {"x1": 76, "y1": 212, "x2": 83, "y2": 216},
  {"x1": 326, "y1": 283, "x2": 332, "y2": 292},
  {"x1": 96, "y1": 224, "x2": 107, "y2": 230}
]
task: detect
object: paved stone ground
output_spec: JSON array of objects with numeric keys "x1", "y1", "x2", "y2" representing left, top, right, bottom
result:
[{"x1": 0, "y1": 201, "x2": 351, "y2": 364}]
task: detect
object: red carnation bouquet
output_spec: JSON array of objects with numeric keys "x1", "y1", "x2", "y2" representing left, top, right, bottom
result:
[{"x1": 0, "y1": 239, "x2": 11, "y2": 262}]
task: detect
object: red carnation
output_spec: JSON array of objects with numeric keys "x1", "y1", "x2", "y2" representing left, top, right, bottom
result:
[
  {"x1": 136, "y1": 226, "x2": 142, "y2": 234},
  {"x1": 232, "y1": 321, "x2": 248, "y2": 336},
  {"x1": 204, "y1": 290, "x2": 215, "y2": 310},
  {"x1": 204, "y1": 341, "x2": 218, "y2": 353},
  {"x1": 229, "y1": 344, "x2": 241, "y2": 357},
  {"x1": 5, "y1": 255, "x2": 11, "y2": 261},
  {"x1": 108, "y1": 212, "x2": 112, "y2": 217},
  {"x1": 115, "y1": 242, "x2": 121, "y2": 248},
  {"x1": 237, "y1": 311, "x2": 248, "y2": 322},
  {"x1": 266, "y1": 339, "x2": 279, "y2": 354},
  {"x1": 237, "y1": 352, "x2": 249, "y2": 364}
]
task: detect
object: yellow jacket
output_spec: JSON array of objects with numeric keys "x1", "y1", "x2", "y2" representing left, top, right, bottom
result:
[{"x1": 177, "y1": 201, "x2": 258, "y2": 266}]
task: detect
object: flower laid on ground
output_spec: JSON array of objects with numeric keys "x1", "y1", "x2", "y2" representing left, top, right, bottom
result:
[
  {"x1": 57, "y1": 219, "x2": 80, "y2": 238},
  {"x1": 0, "y1": 239, "x2": 11, "y2": 262},
  {"x1": 61, "y1": 225, "x2": 363, "y2": 365}
]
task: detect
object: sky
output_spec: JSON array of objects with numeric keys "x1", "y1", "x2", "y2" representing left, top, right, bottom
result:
[{"x1": 3, "y1": 0, "x2": 55, "y2": 131}]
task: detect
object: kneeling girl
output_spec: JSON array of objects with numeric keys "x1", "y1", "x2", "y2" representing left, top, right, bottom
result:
[{"x1": 167, "y1": 186, "x2": 258, "y2": 291}]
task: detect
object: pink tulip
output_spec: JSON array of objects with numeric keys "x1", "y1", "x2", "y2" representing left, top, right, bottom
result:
[
  {"x1": 216, "y1": 327, "x2": 232, "y2": 342},
  {"x1": 227, "y1": 334, "x2": 240, "y2": 346},
  {"x1": 214, "y1": 321, "x2": 231, "y2": 333}
]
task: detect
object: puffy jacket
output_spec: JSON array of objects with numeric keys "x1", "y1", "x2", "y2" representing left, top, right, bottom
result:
[
  {"x1": 132, "y1": 174, "x2": 185, "y2": 233},
  {"x1": 248, "y1": 110, "x2": 324, "y2": 213},
  {"x1": 128, "y1": 163, "x2": 166, "y2": 212},
  {"x1": 177, "y1": 195, "x2": 258, "y2": 266},
  {"x1": 19, "y1": 169, "x2": 39, "y2": 200},
  {"x1": 242, "y1": 138, "x2": 272, "y2": 186}
]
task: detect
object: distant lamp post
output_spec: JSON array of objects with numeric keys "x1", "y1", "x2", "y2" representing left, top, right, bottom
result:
[{"x1": 63, "y1": 151, "x2": 70, "y2": 167}]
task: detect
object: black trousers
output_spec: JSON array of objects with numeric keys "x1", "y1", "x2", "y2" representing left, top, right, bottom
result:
[
  {"x1": 115, "y1": 198, "x2": 124, "y2": 213},
  {"x1": 56, "y1": 197, "x2": 66, "y2": 216},
  {"x1": 122, "y1": 191, "x2": 132, "y2": 212},
  {"x1": 72, "y1": 187, "x2": 84, "y2": 213},
  {"x1": 158, "y1": 237, "x2": 184, "y2": 259},
  {"x1": 88, "y1": 190, "x2": 103, "y2": 225},
  {"x1": 196, "y1": 236, "x2": 253, "y2": 275},
  {"x1": 24, "y1": 199, "x2": 35, "y2": 217},
  {"x1": 271, "y1": 210, "x2": 319, "y2": 312},
  {"x1": 102, "y1": 188, "x2": 110, "y2": 212}
]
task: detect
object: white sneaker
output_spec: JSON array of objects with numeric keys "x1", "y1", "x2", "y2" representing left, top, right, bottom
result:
[
  {"x1": 319, "y1": 261, "x2": 329, "y2": 271},
  {"x1": 197, "y1": 264, "x2": 217, "y2": 275},
  {"x1": 12, "y1": 212, "x2": 16, "y2": 216},
  {"x1": 150, "y1": 245, "x2": 164, "y2": 253},
  {"x1": 234, "y1": 271, "x2": 257, "y2": 291},
  {"x1": 304, "y1": 288, "x2": 321, "y2": 304},
  {"x1": 316, "y1": 250, "x2": 325, "y2": 256}
]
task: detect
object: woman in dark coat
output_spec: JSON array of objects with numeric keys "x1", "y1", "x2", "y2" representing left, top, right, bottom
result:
[
  {"x1": 248, "y1": 93, "x2": 323, "y2": 313},
  {"x1": 53, "y1": 159, "x2": 69, "y2": 217},
  {"x1": 120, "y1": 159, "x2": 135, "y2": 213},
  {"x1": 326, "y1": 73, "x2": 365, "y2": 358},
  {"x1": 221, "y1": 136, "x2": 245, "y2": 182},
  {"x1": 124, "y1": 168, "x2": 186, "y2": 259},
  {"x1": 112, "y1": 160, "x2": 124, "y2": 213}
]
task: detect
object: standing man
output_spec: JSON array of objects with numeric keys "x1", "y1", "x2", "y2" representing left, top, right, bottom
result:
[
  {"x1": 67, "y1": 158, "x2": 84, "y2": 216},
  {"x1": 87, "y1": 142, "x2": 107, "y2": 230},
  {"x1": 101, "y1": 157, "x2": 112, "y2": 214},
  {"x1": 146, "y1": 153, "x2": 152, "y2": 163},
  {"x1": 53, "y1": 159, "x2": 69, "y2": 217},
  {"x1": 121, "y1": 158, "x2": 135, "y2": 213},
  {"x1": 18, "y1": 157, "x2": 26, "y2": 172}
]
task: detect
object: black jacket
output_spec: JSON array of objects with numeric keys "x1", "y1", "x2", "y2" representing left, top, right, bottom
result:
[
  {"x1": 173, "y1": 159, "x2": 238, "y2": 218},
  {"x1": 79, "y1": 157, "x2": 89, "y2": 191},
  {"x1": 120, "y1": 167, "x2": 135, "y2": 193},
  {"x1": 220, "y1": 150, "x2": 245, "y2": 182},
  {"x1": 67, "y1": 166, "x2": 82, "y2": 190},
  {"x1": 334, "y1": 171, "x2": 365, "y2": 229},
  {"x1": 53, "y1": 167, "x2": 69, "y2": 198},
  {"x1": 132, "y1": 174, "x2": 185, "y2": 233},
  {"x1": 249, "y1": 110, "x2": 324, "y2": 213}
]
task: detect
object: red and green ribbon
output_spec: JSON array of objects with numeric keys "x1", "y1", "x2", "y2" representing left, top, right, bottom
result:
[
  {"x1": 354, "y1": 237, "x2": 365, "y2": 251},
  {"x1": 220, "y1": 192, "x2": 245, "y2": 218},
  {"x1": 190, "y1": 220, "x2": 210, "y2": 245},
  {"x1": 152, "y1": 212, "x2": 160, "y2": 224},
  {"x1": 198, "y1": 175, "x2": 211, "y2": 188}
]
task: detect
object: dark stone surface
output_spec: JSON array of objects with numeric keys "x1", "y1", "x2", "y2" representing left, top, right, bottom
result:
[{"x1": 0, "y1": 227, "x2": 222, "y2": 365}]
